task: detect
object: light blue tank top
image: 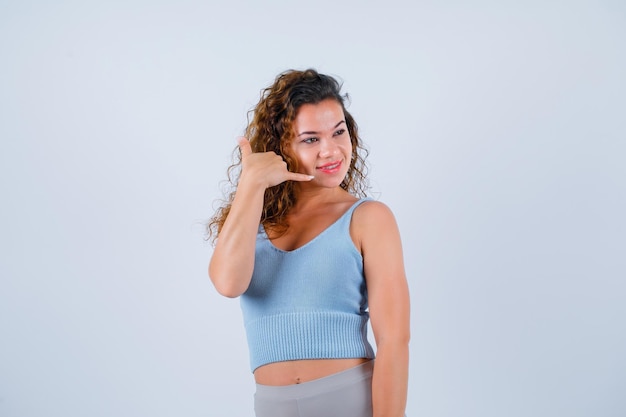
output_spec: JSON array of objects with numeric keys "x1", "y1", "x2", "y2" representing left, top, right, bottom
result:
[{"x1": 240, "y1": 199, "x2": 376, "y2": 372}]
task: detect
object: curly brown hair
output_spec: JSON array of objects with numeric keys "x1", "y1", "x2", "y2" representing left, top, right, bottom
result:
[{"x1": 207, "y1": 68, "x2": 369, "y2": 242}]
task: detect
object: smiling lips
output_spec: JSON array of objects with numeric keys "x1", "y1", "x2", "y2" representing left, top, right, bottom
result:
[{"x1": 316, "y1": 160, "x2": 342, "y2": 174}]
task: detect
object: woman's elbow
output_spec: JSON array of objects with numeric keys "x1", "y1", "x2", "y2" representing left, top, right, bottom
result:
[
  {"x1": 210, "y1": 277, "x2": 245, "y2": 298},
  {"x1": 215, "y1": 285, "x2": 243, "y2": 298},
  {"x1": 208, "y1": 267, "x2": 247, "y2": 298}
]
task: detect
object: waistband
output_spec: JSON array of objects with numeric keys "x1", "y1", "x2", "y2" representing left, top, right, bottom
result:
[
  {"x1": 255, "y1": 360, "x2": 374, "y2": 400},
  {"x1": 245, "y1": 311, "x2": 374, "y2": 372}
]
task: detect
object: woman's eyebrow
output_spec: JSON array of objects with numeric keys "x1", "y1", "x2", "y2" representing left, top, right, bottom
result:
[{"x1": 297, "y1": 120, "x2": 346, "y2": 137}]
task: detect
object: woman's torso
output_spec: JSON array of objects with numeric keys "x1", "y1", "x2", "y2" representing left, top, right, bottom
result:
[{"x1": 254, "y1": 194, "x2": 369, "y2": 386}]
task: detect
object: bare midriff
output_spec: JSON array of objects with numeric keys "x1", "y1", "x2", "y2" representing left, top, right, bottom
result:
[{"x1": 254, "y1": 358, "x2": 371, "y2": 386}]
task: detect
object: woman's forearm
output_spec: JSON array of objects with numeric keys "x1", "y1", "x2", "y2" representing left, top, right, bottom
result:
[
  {"x1": 372, "y1": 341, "x2": 409, "y2": 417},
  {"x1": 208, "y1": 177, "x2": 265, "y2": 297}
]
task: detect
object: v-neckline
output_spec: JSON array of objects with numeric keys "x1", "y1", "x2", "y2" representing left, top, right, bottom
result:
[{"x1": 261, "y1": 199, "x2": 364, "y2": 253}]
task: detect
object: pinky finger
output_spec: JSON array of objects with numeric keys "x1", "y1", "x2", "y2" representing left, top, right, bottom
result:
[{"x1": 289, "y1": 173, "x2": 315, "y2": 182}]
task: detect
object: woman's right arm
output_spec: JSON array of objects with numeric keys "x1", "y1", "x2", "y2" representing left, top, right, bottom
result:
[{"x1": 208, "y1": 137, "x2": 313, "y2": 298}]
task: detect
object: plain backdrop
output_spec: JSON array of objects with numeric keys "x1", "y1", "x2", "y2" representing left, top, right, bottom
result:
[{"x1": 1, "y1": 1, "x2": 625, "y2": 416}]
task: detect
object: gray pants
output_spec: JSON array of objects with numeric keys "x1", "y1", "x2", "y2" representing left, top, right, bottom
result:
[{"x1": 254, "y1": 360, "x2": 375, "y2": 417}]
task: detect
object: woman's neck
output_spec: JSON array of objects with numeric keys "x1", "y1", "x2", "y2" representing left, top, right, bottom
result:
[{"x1": 291, "y1": 186, "x2": 354, "y2": 213}]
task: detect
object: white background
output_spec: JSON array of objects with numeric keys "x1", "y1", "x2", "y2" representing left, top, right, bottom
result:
[{"x1": 1, "y1": 1, "x2": 625, "y2": 416}]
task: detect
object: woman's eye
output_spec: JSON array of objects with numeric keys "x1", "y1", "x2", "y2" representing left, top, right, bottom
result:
[
  {"x1": 333, "y1": 129, "x2": 346, "y2": 136},
  {"x1": 303, "y1": 137, "x2": 318, "y2": 144}
]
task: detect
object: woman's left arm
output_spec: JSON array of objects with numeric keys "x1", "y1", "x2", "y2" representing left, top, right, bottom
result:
[{"x1": 353, "y1": 201, "x2": 410, "y2": 417}]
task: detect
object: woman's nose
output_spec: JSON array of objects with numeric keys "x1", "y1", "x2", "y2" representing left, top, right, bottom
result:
[{"x1": 319, "y1": 137, "x2": 337, "y2": 157}]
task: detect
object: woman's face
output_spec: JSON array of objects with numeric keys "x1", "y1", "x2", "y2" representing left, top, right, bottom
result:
[{"x1": 290, "y1": 98, "x2": 353, "y2": 188}]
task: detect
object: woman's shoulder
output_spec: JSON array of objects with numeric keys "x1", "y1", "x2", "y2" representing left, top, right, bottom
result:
[
  {"x1": 354, "y1": 198, "x2": 395, "y2": 218},
  {"x1": 351, "y1": 199, "x2": 399, "y2": 237}
]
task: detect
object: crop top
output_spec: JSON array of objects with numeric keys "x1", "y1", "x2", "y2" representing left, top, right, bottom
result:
[{"x1": 239, "y1": 198, "x2": 376, "y2": 372}]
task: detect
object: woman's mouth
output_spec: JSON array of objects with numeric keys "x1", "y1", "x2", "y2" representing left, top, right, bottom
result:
[{"x1": 316, "y1": 160, "x2": 342, "y2": 174}]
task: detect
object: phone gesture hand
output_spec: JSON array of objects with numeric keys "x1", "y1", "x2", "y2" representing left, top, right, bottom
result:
[{"x1": 237, "y1": 137, "x2": 313, "y2": 189}]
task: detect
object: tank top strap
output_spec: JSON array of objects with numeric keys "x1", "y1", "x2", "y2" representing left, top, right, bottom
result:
[{"x1": 335, "y1": 197, "x2": 373, "y2": 231}]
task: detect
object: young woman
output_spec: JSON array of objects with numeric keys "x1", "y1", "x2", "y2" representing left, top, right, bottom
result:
[{"x1": 208, "y1": 69, "x2": 410, "y2": 417}]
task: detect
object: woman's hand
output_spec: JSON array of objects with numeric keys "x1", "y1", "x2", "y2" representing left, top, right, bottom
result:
[{"x1": 237, "y1": 137, "x2": 313, "y2": 189}]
